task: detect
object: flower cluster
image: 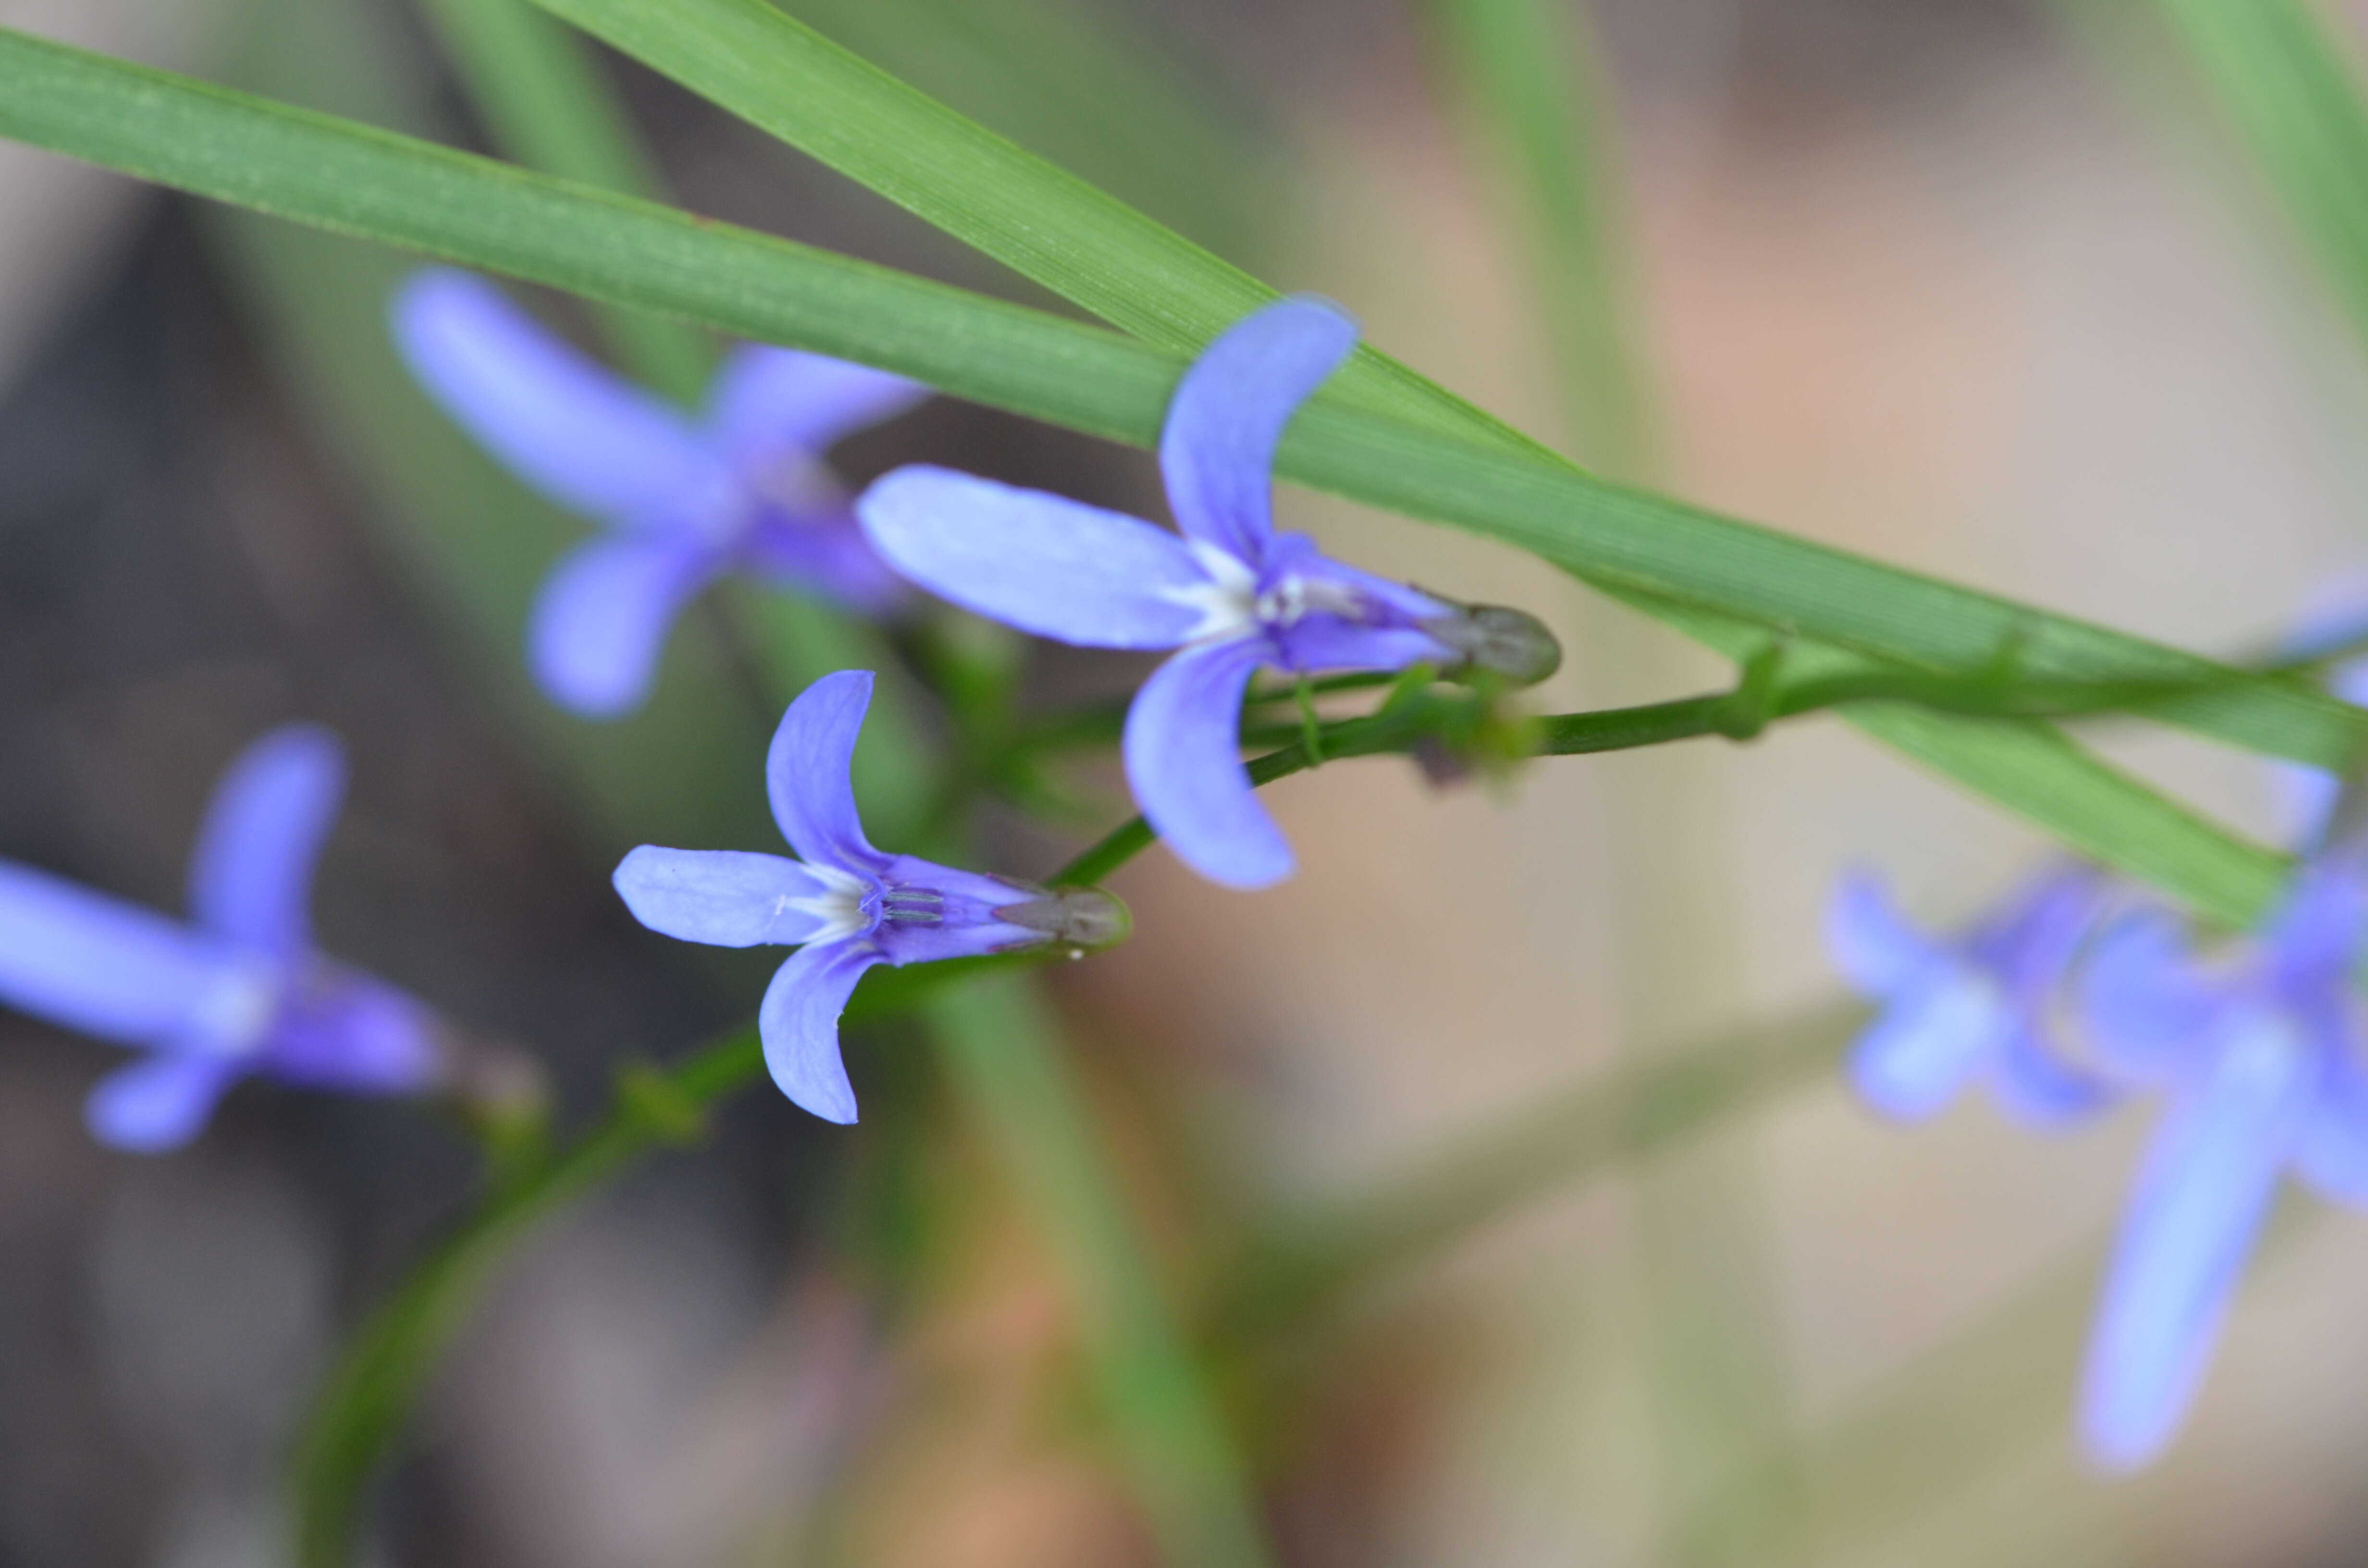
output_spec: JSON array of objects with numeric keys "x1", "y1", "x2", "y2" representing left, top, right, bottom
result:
[
  {"x1": 399, "y1": 281, "x2": 1551, "y2": 1122},
  {"x1": 1834, "y1": 823, "x2": 2368, "y2": 1469},
  {"x1": 5, "y1": 286, "x2": 1538, "y2": 1151}
]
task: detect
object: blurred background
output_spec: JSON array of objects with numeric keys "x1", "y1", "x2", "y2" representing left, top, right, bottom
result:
[{"x1": 7, "y1": 0, "x2": 2368, "y2": 1563}]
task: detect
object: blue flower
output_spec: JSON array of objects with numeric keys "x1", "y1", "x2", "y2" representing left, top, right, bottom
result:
[
  {"x1": 855, "y1": 297, "x2": 1461, "y2": 890},
  {"x1": 613, "y1": 670, "x2": 1120, "y2": 1124},
  {"x1": 0, "y1": 727, "x2": 444, "y2": 1152},
  {"x1": 1826, "y1": 863, "x2": 2114, "y2": 1127},
  {"x1": 2268, "y1": 586, "x2": 2368, "y2": 843},
  {"x1": 2074, "y1": 857, "x2": 2368, "y2": 1469},
  {"x1": 392, "y1": 268, "x2": 926, "y2": 719}
]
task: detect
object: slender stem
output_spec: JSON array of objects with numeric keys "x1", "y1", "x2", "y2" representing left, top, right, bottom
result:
[{"x1": 290, "y1": 1025, "x2": 760, "y2": 1568}]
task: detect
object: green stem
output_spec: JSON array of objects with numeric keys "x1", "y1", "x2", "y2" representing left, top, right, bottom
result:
[{"x1": 291, "y1": 1025, "x2": 759, "y2": 1568}]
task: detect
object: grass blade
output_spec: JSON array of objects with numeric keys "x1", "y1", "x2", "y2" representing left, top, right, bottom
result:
[
  {"x1": 0, "y1": 24, "x2": 2326, "y2": 922},
  {"x1": 1421, "y1": 0, "x2": 1651, "y2": 471}
]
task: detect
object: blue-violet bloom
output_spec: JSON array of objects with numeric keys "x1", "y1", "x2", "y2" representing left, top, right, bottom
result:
[
  {"x1": 393, "y1": 268, "x2": 926, "y2": 719},
  {"x1": 856, "y1": 296, "x2": 1467, "y2": 891},
  {"x1": 2269, "y1": 585, "x2": 2368, "y2": 845},
  {"x1": 2074, "y1": 856, "x2": 2368, "y2": 1469},
  {"x1": 613, "y1": 670, "x2": 1123, "y2": 1124},
  {"x1": 0, "y1": 726, "x2": 445, "y2": 1152},
  {"x1": 1827, "y1": 863, "x2": 2114, "y2": 1127}
]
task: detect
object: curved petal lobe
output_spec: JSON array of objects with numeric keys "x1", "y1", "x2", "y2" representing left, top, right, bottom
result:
[
  {"x1": 708, "y1": 346, "x2": 928, "y2": 460},
  {"x1": 189, "y1": 724, "x2": 345, "y2": 954},
  {"x1": 1991, "y1": 1020, "x2": 2114, "y2": 1129},
  {"x1": 758, "y1": 939, "x2": 883, "y2": 1124},
  {"x1": 264, "y1": 968, "x2": 444, "y2": 1092},
  {"x1": 1825, "y1": 871, "x2": 1941, "y2": 997},
  {"x1": 391, "y1": 269, "x2": 724, "y2": 521},
  {"x1": 86, "y1": 1054, "x2": 238, "y2": 1153},
  {"x1": 1123, "y1": 638, "x2": 1286, "y2": 890},
  {"x1": 0, "y1": 863, "x2": 231, "y2": 1047},
  {"x1": 2080, "y1": 918, "x2": 2218, "y2": 1083},
  {"x1": 1160, "y1": 296, "x2": 1358, "y2": 562},
  {"x1": 529, "y1": 537, "x2": 718, "y2": 719},
  {"x1": 2079, "y1": 1032, "x2": 2310, "y2": 1470},
  {"x1": 767, "y1": 670, "x2": 884, "y2": 871},
  {"x1": 858, "y1": 467, "x2": 1209, "y2": 649},
  {"x1": 614, "y1": 846, "x2": 851, "y2": 947},
  {"x1": 2293, "y1": 1036, "x2": 2368, "y2": 1205},
  {"x1": 1848, "y1": 974, "x2": 1998, "y2": 1121}
]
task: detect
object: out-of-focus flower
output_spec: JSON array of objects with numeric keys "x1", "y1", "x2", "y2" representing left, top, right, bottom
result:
[
  {"x1": 392, "y1": 268, "x2": 925, "y2": 719},
  {"x1": 614, "y1": 670, "x2": 1123, "y2": 1124},
  {"x1": 0, "y1": 727, "x2": 445, "y2": 1152},
  {"x1": 858, "y1": 296, "x2": 1494, "y2": 891},
  {"x1": 2269, "y1": 584, "x2": 2368, "y2": 845},
  {"x1": 1826, "y1": 863, "x2": 2113, "y2": 1126},
  {"x1": 2074, "y1": 856, "x2": 2368, "y2": 1469}
]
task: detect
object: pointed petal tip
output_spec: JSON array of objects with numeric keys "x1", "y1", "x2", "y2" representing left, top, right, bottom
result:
[
  {"x1": 84, "y1": 1055, "x2": 233, "y2": 1153},
  {"x1": 767, "y1": 672, "x2": 883, "y2": 868},
  {"x1": 758, "y1": 943, "x2": 877, "y2": 1126}
]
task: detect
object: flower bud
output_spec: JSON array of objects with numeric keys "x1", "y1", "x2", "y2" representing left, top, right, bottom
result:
[
  {"x1": 995, "y1": 885, "x2": 1133, "y2": 954},
  {"x1": 1425, "y1": 602, "x2": 1563, "y2": 686}
]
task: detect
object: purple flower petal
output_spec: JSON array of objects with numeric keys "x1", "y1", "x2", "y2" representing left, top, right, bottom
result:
[
  {"x1": 1123, "y1": 637, "x2": 1288, "y2": 890},
  {"x1": 869, "y1": 854, "x2": 1045, "y2": 964},
  {"x1": 1847, "y1": 972, "x2": 1998, "y2": 1120},
  {"x1": 1267, "y1": 619, "x2": 1453, "y2": 675},
  {"x1": 529, "y1": 536, "x2": 720, "y2": 720},
  {"x1": 743, "y1": 504, "x2": 912, "y2": 617},
  {"x1": 263, "y1": 966, "x2": 443, "y2": 1093},
  {"x1": 2292, "y1": 1044, "x2": 2368, "y2": 1206},
  {"x1": 2259, "y1": 860, "x2": 2368, "y2": 983},
  {"x1": 1264, "y1": 535, "x2": 1451, "y2": 624},
  {"x1": 707, "y1": 346, "x2": 928, "y2": 462},
  {"x1": 2079, "y1": 1028, "x2": 2310, "y2": 1470},
  {"x1": 1825, "y1": 871, "x2": 1944, "y2": 997},
  {"x1": 187, "y1": 725, "x2": 345, "y2": 955},
  {"x1": 1991, "y1": 1018, "x2": 2113, "y2": 1129},
  {"x1": 858, "y1": 466, "x2": 1210, "y2": 649},
  {"x1": 767, "y1": 671, "x2": 887, "y2": 872},
  {"x1": 613, "y1": 846, "x2": 854, "y2": 947},
  {"x1": 0, "y1": 862, "x2": 244, "y2": 1049},
  {"x1": 392, "y1": 269, "x2": 727, "y2": 523},
  {"x1": 758, "y1": 938, "x2": 882, "y2": 1124},
  {"x1": 2080, "y1": 918, "x2": 2219, "y2": 1084},
  {"x1": 1160, "y1": 296, "x2": 1357, "y2": 563},
  {"x1": 85, "y1": 1053, "x2": 239, "y2": 1153}
]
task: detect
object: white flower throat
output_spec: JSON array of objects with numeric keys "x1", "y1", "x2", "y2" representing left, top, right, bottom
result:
[
  {"x1": 1159, "y1": 539, "x2": 1366, "y2": 645},
  {"x1": 772, "y1": 862, "x2": 949, "y2": 947},
  {"x1": 774, "y1": 861, "x2": 875, "y2": 945}
]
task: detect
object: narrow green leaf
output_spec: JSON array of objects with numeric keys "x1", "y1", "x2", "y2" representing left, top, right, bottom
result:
[
  {"x1": 527, "y1": 0, "x2": 1555, "y2": 464},
  {"x1": 780, "y1": 0, "x2": 1270, "y2": 264},
  {"x1": 495, "y1": 0, "x2": 2339, "y2": 908},
  {"x1": 197, "y1": 0, "x2": 773, "y2": 859},
  {"x1": 929, "y1": 977, "x2": 1276, "y2": 1568},
  {"x1": 0, "y1": 26, "x2": 2320, "y2": 921},
  {"x1": 418, "y1": 0, "x2": 714, "y2": 399},
  {"x1": 2146, "y1": 0, "x2": 2368, "y2": 355},
  {"x1": 1422, "y1": 0, "x2": 1652, "y2": 471}
]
